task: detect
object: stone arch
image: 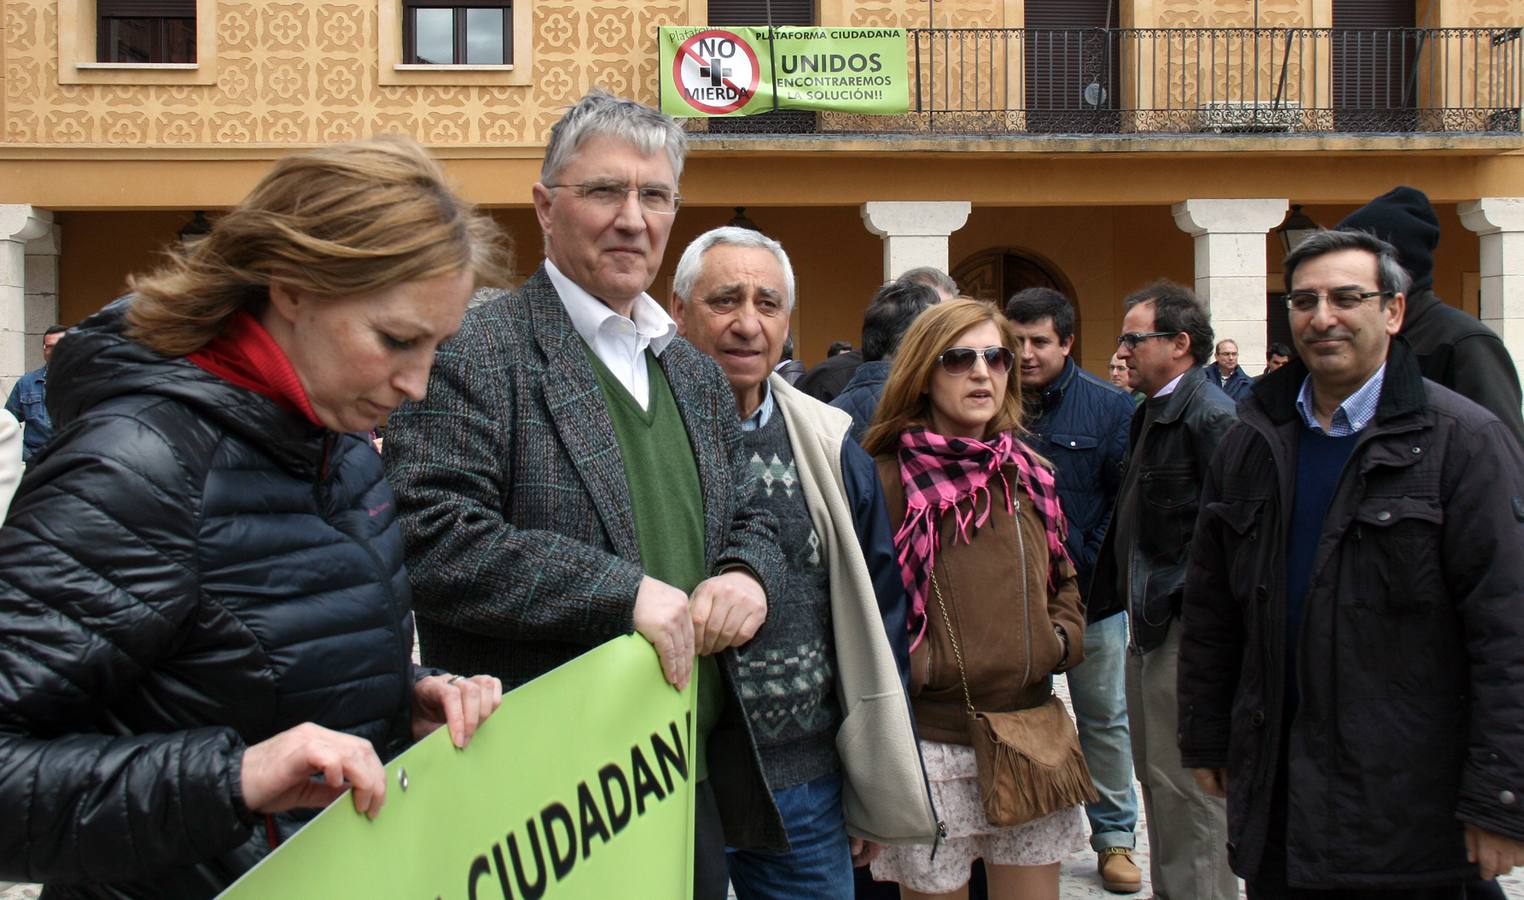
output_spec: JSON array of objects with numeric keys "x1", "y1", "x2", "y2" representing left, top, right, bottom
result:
[{"x1": 951, "y1": 246, "x2": 1083, "y2": 360}]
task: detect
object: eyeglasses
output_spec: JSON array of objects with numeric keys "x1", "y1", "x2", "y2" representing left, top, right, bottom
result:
[
  {"x1": 543, "y1": 180, "x2": 682, "y2": 214},
  {"x1": 937, "y1": 345, "x2": 1014, "y2": 376},
  {"x1": 1116, "y1": 331, "x2": 1177, "y2": 349},
  {"x1": 1284, "y1": 289, "x2": 1393, "y2": 312}
]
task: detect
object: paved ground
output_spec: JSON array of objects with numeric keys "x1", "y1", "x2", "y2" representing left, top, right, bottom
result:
[
  {"x1": 1051, "y1": 671, "x2": 1238, "y2": 898},
  {"x1": 3, "y1": 673, "x2": 1519, "y2": 898},
  {"x1": 1049, "y1": 674, "x2": 1524, "y2": 899}
]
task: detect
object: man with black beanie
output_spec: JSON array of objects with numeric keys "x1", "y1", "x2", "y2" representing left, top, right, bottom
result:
[{"x1": 1338, "y1": 185, "x2": 1524, "y2": 445}]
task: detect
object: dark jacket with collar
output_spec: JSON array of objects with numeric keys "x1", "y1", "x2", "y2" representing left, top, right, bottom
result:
[
  {"x1": 1020, "y1": 358, "x2": 1134, "y2": 612},
  {"x1": 829, "y1": 359, "x2": 891, "y2": 446},
  {"x1": 1204, "y1": 361, "x2": 1254, "y2": 403},
  {"x1": 0, "y1": 300, "x2": 418, "y2": 897},
  {"x1": 797, "y1": 349, "x2": 863, "y2": 403},
  {"x1": 1176, "y1": 338, "x2": 1524, "y2": 888},
  {"x1": 1087, "y1": 365, "x2": 1238, "y2": 651},
  {"x1": 383, "y1": 266, "x2": 790, "y2": 851},
  {"x1": 1401, "y1": 289, "x2": 1524, "y2": 447}
]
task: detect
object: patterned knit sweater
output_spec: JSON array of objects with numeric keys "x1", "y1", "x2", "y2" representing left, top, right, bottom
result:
[{"x1": 736, "y1": 411, "x2": 841, "y2": 790}]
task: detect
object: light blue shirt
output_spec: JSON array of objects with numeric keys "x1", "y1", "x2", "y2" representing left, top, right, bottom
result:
[
  {"x1": 739, "y1": 380, "x2": 775, "y2": 432},
  {"x1": 1296, "y1": 363, "x2": 1386, "y2": 436}
]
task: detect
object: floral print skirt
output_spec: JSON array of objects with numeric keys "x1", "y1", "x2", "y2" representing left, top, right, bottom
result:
[{"x1": 870, "y1": 738, "x2": 1086, "y2": 895}]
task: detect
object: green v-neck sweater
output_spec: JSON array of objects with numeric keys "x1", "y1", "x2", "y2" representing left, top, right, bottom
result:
[{"x1": 584, "y1": 347, "x2": 721, "y2": 781}]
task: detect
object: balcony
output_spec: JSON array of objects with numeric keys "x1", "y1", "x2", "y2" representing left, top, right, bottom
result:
[{"x1": 683, "y1": 27, "x2": 1524, "y2": 139}]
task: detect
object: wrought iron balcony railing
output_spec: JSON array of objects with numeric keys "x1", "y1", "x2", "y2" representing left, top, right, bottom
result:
[{"x1": 686, "y1": 27, "x2": 1524, "y2": 137}]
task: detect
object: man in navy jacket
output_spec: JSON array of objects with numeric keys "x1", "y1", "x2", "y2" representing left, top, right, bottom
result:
[
  {"x1": 1203, "y1": 339, "x2": 1254, "y2": 402},
  {"x1": 1007, "y1": 287, "x2": 1141, "y2": 894}
]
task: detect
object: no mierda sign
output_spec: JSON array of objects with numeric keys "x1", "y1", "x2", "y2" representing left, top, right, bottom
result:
[
  {"x1": 660, "y1": 27, "x2": 910, "y2": 118},
  {"x1": 672, "y1": 30, "x2": 762, "y2": 115}
]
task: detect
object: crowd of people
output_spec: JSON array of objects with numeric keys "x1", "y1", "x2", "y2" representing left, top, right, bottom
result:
[{"x1": 0, "y1": 89, "x2": 1521, "y2": 900}]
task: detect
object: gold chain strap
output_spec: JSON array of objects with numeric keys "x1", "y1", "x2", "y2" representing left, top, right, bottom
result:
[{"x1": 930, "y1": 570, "x2": 976, "y2": 717}]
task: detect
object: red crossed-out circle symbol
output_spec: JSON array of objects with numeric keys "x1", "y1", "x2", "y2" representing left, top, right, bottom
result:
[{"x1": 672, "y1": 29, "x2": 761, "y2": 115}]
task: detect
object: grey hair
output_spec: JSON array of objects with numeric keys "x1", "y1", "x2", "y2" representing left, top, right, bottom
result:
[
  {"x1": 1283, "y1": 228, "x2": 1412, "y2": 299},
  {"x1": 897, "y1": 265, "x2": 959, "y2": 298},
  {"x1": 541, "y1": 89, "x2": 689, "y2": 185},
  {"x1": 672, "y1": 226, "x2": 796, "y2": 310}
]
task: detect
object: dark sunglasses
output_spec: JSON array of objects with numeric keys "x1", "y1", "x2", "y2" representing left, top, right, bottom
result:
[{"x1": 937, "y1": 345, "x2": 1015, "y2": 376}]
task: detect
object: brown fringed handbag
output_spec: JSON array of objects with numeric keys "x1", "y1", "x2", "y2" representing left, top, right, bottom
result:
[{"x1": 930, "y1": 526, "x2": 1099, "y2": 827}]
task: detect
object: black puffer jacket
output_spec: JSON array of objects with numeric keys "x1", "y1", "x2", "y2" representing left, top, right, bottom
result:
[{"x1": 0, "y1": 300, "x2": 418, "y2": 898}]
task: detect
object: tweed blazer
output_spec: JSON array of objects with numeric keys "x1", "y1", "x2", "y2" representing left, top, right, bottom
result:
[{"x1": 384, "y1": 265, "x2": 787, "y2": 688}]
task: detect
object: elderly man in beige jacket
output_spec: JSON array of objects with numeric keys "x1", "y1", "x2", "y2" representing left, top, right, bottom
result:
[{"x1": 671, "y1": 225, "x2": 938, "y2": 900}]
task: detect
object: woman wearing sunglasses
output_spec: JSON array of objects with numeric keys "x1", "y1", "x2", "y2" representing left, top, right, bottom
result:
[{"x1": 863, "y1": 299, "x2": 1089, "y2": 900}]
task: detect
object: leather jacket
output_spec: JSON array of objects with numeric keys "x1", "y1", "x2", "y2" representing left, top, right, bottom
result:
[
  {"x1": 1088, "y1": 365, "x2": 1237, "y2": 652},
  {"x1": 876, "y1": 454, "x2": 1086, "y2": 745}
]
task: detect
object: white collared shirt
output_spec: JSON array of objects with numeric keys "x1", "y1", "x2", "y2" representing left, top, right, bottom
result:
[
  {"x1": 546, "y1": 259, "x2": 676, "y2": 410},
  {"x1": 1151, "y1": 370, "x2": 1188, "y2": 399}
]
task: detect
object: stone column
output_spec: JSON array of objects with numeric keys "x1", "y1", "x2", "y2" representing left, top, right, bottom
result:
[
  {"x1": 1172, "y1": 198, "x2": 1289, "y2": 376},
  {"x1": 25, "y1": 222, "x2": 61, "y2": 372},
  {"x1": 1458, "y1": 198, "x2": 1524, "y2": 382},
  {"x1": 861, "y1": 201, "x2": 972, "y2": 282},
  {"x1": 0, "y1": 205, "x2": 54, "y2": 398}
]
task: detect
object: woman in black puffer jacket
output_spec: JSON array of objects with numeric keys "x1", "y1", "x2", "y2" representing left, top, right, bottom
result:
[{"x1": 0, "y1": 137, "x2": 512, "y2": 898}]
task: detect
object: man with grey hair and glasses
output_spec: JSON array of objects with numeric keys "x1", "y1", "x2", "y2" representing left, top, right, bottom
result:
[
  {"x1": 1179, "y1": 229, "x2": 1524, "y2": 897},
  {"x1": 669, "y1": 225, "x2": 937, "y2": 899},
  {"x1": 384, "y1": 91, "x2": 787, "y2": 899}
]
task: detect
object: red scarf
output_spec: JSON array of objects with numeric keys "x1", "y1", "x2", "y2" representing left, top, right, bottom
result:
[
  {"x1": 186, "y1": 310, "x2": 320, "y2": 426},
  {"x1": 894, "y1": 427, "x2": 1071, "y2": 650}
]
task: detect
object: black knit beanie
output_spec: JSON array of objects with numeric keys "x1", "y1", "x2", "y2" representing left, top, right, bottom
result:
[{"x1": 1337, "y1": 186, "x2": 1439, "y2": 294}]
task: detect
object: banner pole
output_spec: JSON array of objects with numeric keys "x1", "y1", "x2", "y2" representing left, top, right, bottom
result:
[{"x1": 765, "y1": 0, "x2": 779, "y2": 113}]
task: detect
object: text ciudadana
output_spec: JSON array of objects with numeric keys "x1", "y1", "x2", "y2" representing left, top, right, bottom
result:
[{"x1": 462, "y1": 715, "x2": 690, "y2": 900}]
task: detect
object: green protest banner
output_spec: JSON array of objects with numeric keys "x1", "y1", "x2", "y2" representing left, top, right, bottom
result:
[
  {"x1": 659, "y1": 26, "x2": 909, "y2": 117},
  {"x1": 219, "y1": 635, "x2": 696, "y2": 900}
]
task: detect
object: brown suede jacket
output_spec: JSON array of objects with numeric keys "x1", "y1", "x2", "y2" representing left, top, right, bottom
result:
[{"x1": 877, "y1": 453, "x2": 1087, "y2": 745}]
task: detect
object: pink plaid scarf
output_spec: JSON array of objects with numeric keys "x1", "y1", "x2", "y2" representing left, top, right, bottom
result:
[{"x1": 893, "y1": 427, "x2": 1070, "y2": 650}]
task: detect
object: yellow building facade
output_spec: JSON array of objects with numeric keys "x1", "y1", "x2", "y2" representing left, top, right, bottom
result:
[{"x1": 2, "y1": 0, "x2": 1523, "y2": 388}]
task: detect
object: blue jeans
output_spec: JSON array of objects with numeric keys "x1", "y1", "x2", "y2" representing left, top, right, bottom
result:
[
  {"x1": 726, "y1": 770, "x2": 854, "y2": 900},
  {"x1": 1066, "y1": 610, "x2": 1139, "y2": 851}
]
